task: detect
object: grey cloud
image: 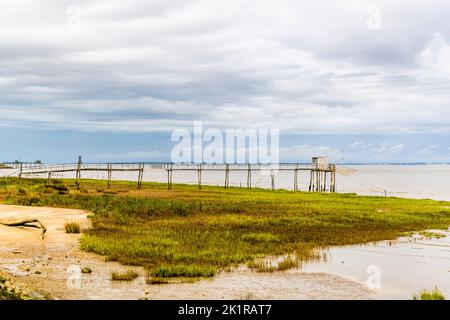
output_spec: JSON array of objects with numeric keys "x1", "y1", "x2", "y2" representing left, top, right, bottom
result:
[{"x1": 1, "y1": 0, "x2": 450, "y2": 135}]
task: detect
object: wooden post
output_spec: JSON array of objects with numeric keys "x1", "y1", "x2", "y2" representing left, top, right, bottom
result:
[
  {"x1": 137, "y1": 163, "x2": 144, "y2": 189},
  {"x1": 167, "y1": 168, "x2": 170, "y2": 190},
  {"x1": 224, "y1": 164, "x2": 230, "y2": 189},
  {"x1": 167, "y1": 164, "x2": 173, "y2": 190},
  {"x1": 318, "y1": 171, "x2": 321, "y2": 192},
  {"x1": 330, "y1": 168, "x2": 334, "y2": 192},
  {"x1": 18, "y1": 163, "x2": 23, "y2": 179},
  {"x1": 270, "y1": 169, "x2": 275, "y2": 190},
  {"x1": 76, "y1": 156, "x2": 82, "y2": 189},
  {"x1": 294, "y1": 164, "x2": 299, "y2": 191},
  {"x1": 331, "y1": 165, "x2": 336, "y2": 192},
  {"x1": 107, "y1": 163, "x2": 112, "y2": 189},
  {"x1": 308, "y1": 170, "x2": 313, "y2": 192},
  {"x1": 319, "y1": 171, "x2": 323, "y2": 192},
  {"x1": 314, "y1": 169, "x2": 320, "y2": 192},
  {"x1": 197, "y1": 164, "x2": 202, "y2": 190},
  {"x1": 247, "y1": 163, "x2": 252, "y2": 189}
]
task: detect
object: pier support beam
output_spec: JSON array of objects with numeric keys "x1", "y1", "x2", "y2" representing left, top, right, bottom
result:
[
  {"x1": 197, "y1": 164, "x2": 202, "y2": 190},
  {"x1": 246, "y1": 163, "x2": 252, "y2": 189},
  {"x1": 224, "y1": 164, "x2": 230, "y2": 189},
  {"x1": 137, "y1": 163, "x2": 144, "y2": 189},
  {"x1": 293, "y1": 164, "x2": 299, "y2": 191},
  {"x1": 75, "y1": 156, "x2": 82, "y2": 189},
  {"x1": 270, "y1": 169, "x2": 275, "y2": 190},
  {"x1": 107, "y1": 163, "x2": 112, "y2": 189},
  {"x1": 167, "y1": 164, "x2": 173, "y2": 190}
]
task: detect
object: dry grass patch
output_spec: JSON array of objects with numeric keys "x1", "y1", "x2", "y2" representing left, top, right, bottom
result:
[
  {"x1": 111, "y1": 270, "x2": 140, "y2": 281},
  {"x1": 64, "y1": 222, "x2": 81, "y2": 234}
]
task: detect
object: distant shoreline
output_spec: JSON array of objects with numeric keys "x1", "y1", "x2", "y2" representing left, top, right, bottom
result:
[{"x1": 1, "y1": 162, "x2": 450, "y2": 166}]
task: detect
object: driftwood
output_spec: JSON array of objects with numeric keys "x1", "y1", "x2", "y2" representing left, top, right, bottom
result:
[{"x1": 0, "y1": 219, "x2": 47, "y2": 239}]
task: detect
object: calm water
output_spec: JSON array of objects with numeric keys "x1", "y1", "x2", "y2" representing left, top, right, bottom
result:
[
  {"x1": 301, "y1": 230, "x2": 450, "y2": 299},
  {"x1": 3, "y1": 164, "x2": 450, "y2": 201}
]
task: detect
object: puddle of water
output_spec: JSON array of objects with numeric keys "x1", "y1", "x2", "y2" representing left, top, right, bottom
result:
[{"x1": 300, "y1": 229, "x2": 450, "y2": 299}]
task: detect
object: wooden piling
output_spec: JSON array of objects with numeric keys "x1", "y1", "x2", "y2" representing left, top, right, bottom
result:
[
  {"x1": 75, "y1": 156, "x2": 82, "y2": 189},
  {"x1": 293, "y1": 164, "x2": 299, "y2": 191},
  {"x1": 137, "y1": 163, "x2": 144, "y2": 189},
  {"x1": 167, "y1": 164, "x2": 173, "y2": 190},
  {"x1": 309, "y1": 170, "x2": 313, "y2": 192},
  {"x1": 331, "y1": 165, "x2": 336, "y2": 192},
  {"x1": 18, "y1": 163, "x2": 23, "y2": 179},
  {"x1": 107, "y1": 163, "x2": 112, "y2": 189},
  {"x1": 224, "y1": 164, "x2": 230, "y2": 189},
  {"x1": 247, "y1": 163, "x2": 252, "y2": 189},
  {"x1": 270, "y1": 169, "x2": 275, "y2": 190},
  {"x1": 197, "y1": 164, "x2": 202, "y2": 190}
]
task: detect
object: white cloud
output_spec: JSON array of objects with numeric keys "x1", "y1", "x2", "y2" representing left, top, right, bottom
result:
[
  {"x1": 280, "y1": 144, "x2": 342, "y2": 162},
  {"x1": 88, "y1": 150, "x2": 166, "y2": 161},
  {"x1": 418, "y1": 33, "x2": 450, "y2": 74},
  {"x1": 1, "y1": 1, "x2": 450, "y2": 134}
]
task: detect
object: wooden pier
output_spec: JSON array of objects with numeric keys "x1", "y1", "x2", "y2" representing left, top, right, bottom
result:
[
  {"x1": 16, "y1": 157, "x2": 145, "y2": 189},
  {"x1": 164, "y1": 160, "x2": 337, "y2": 192},
  {"x1": 3, "y1": 157, "x2": 337, "y2": 193}
]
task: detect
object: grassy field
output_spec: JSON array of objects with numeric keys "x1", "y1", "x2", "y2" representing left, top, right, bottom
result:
[{"x1": 1, "y1": 177, "x2": 450, "y2": 281}]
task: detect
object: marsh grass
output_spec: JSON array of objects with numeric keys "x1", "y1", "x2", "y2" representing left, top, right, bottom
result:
[
  {"x1": 418, "y1": 231, "x2": 446, "y2": 239},
  {"x1": 413, "y1": 287, "x2": 445, "y2": 300},
  {"x1": 239, "y1": 292, "x2": 254, "y2": 300},
  {"x1": 248, "y1": 254, "x2": 302, "y2": 272},
  {"x1": 149, "y1": 265, "x2": 217, "y2": 278},
  {"x1": 1, "y1": 178, "x2": 450, "y2": 280},
  {"x1": 276, "y1": 256, "x2": 300, "y2": 271},
  {"x1": 247, "y1": 261, "x2": 276, "y2": 273},
  {"x1": 64, "y1": 222, "x2": 81, "y2": 234},
  {"x1": 111, "y1": 270, "x2": 140, "y2": 281},
  {"x1": 146, "y1": 278, "x2": 169, "y2": 285}
]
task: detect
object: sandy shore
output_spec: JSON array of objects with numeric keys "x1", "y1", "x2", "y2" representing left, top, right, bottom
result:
[{"x1": 0, "y1": 204, "x2": 373, "y2": 300}]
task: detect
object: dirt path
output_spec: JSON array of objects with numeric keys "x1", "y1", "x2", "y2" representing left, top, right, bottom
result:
[{"x1": 0, "y1": 204, "x2": 374, "y2": 300}]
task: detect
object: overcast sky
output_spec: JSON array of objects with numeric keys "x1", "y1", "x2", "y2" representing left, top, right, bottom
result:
[{"x1": 1, "y1": 0, "x2": 450, "y2": 163}]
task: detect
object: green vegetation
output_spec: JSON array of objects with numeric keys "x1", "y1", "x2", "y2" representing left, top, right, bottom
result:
[
  {"x1": 239, "y1": 292, "x2": 254, "y2": 300},
  {"x1": 111, "y1": 270, "x2": 140, "y2": 281},
  {"x1": 1, "y1": 177, "x2": 450, "y2": 281},
  {"x1": 150, "y1": 264, "x2": 217, "y2": 278},
  {"x1": 64, "y1": 222, "x2": 81, "y2": 234},
  {"x1": 413, "y1": 288, "x2": 445, "y2": 300},
  {"x1": 418, "y1": 231, "x2": 446, "y2": 239},
  {"x1": 248, "y1": 254, "x2": 305, "y2": 272}
]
